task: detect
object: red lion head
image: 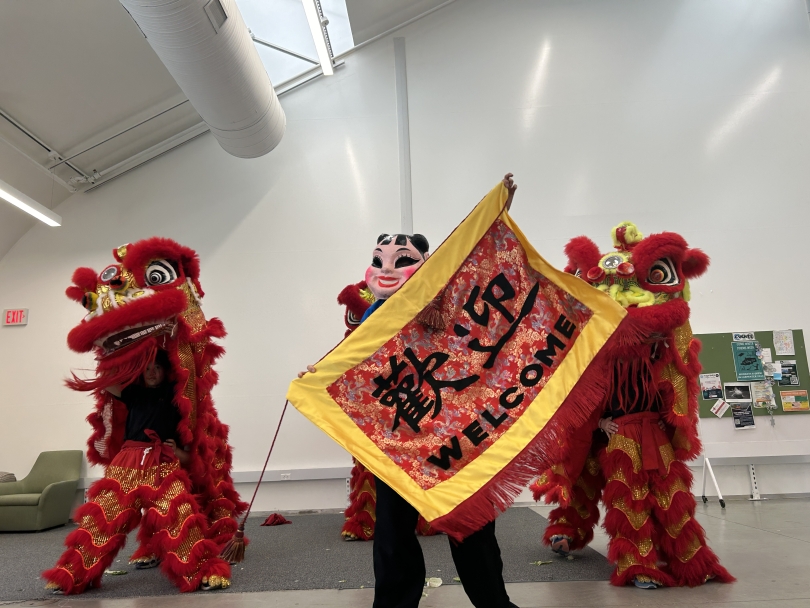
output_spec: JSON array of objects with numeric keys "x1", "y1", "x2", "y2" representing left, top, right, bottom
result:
[
  {"x1": 66, "y1": 238, "x2": 203, "y2": 356},
  {"x1": 564, "y1": 222, "x2": 709, "y2": 334}
]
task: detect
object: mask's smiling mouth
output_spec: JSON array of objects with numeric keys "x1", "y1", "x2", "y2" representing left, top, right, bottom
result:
[
  {"x1": 377, "y1": 277, "x2": 401, "y2": 288},
  {"x1": 97, "y1": 321, "x2": 176, "y2": 355}
]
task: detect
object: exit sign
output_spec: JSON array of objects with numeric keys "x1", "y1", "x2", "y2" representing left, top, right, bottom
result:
[{"x1": 3, "y1": 309, "x2": 28, "y2": 326}]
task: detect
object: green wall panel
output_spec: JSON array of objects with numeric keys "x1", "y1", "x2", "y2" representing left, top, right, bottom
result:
[{"x1": 695, "y1": 330, "x2": 809, "y2": 418}]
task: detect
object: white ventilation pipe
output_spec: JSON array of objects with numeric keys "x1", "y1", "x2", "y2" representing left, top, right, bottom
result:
[{"x1": 119, "y1": 0, "x2": 285, "y2": 158}]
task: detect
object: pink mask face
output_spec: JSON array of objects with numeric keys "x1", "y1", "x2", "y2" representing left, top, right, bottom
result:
[{"x1": 365, "y1": 238, "x2": 427, "y2": 300}]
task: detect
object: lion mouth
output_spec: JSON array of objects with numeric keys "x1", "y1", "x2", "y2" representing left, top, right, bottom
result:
[{"x1": 98, "y1": 321, "x2": 176, "y2": 354}]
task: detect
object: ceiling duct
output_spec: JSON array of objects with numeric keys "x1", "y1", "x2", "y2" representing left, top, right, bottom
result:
[{"x1": 119, "y1": 0, "x2": 285, "y2": 158}]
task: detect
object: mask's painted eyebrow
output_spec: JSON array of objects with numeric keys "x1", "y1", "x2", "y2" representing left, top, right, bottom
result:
[
  {"x1": 374, "y1": 248, "x2": 383, "y2": 253},
  {"x1": 396, "y1": 248, "x2": 413, "y2": 253}
]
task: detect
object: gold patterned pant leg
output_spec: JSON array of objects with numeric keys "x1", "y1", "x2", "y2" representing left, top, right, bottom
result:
[
  {"x1": 599, "y1": 440, "x2": 674, "y2": 587},
  {"x1": 140, "y1": 470, "x2": 230, "y2": 592},
  {"x1": 140, "y1": 475, "x2": 204, "y2": 564},
  {"x1": 43, "y1": 477, "x2": 142, "y2": 593},
  {"x1": 649, "y1": 460, "x2": 722, "y2": 586}
]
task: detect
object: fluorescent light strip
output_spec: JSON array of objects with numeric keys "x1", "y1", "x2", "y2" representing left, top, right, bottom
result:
[
  {"x1": 0, "y1": 178, "x2": 61, "y2": 227},
  {"x1": 302, "y1": 0, "x2": 333, "y2": 76}
]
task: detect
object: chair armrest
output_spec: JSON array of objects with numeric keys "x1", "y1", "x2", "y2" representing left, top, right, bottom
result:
[
  {"x1": 39, "y1": 479, "x2": 79, "y2": 506},
  {"x1": 0, "y1": 481, "x2": 25, "y2": 496}
]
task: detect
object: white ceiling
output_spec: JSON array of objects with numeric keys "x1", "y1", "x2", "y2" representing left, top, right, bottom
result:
[
  {"x1": 346, "y1": 0, "x2": 449, "y2": 44},
  {"x1": 0, "y1": 0, "x2": 454, "y2": 261}
]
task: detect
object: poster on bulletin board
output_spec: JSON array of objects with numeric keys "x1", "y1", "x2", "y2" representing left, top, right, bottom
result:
[
  {"x1": 731, "y1": 341, "x2": 765, "y2": 381},
  {"x1": 731, "y1": 403, "x2": 756, "y2": 429},
  {"x1": 777, "y1": 360, "x2": 800, "y2": 386},
  {"x1": 696, "y1": 330, "x2": 810, "y2": 418},
  {"x1": 780, "y1": 390, "x2": 809, "y2": 412}
]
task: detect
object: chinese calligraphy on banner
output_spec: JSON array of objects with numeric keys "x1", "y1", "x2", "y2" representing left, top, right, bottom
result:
[{"x1": 287, "y1": 183, "x2": 626, "y2": 539}]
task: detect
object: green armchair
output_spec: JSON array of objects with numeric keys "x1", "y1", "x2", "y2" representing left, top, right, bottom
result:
[{"x1": 0, "y1": 450, "x2": 83, "y2": 532}]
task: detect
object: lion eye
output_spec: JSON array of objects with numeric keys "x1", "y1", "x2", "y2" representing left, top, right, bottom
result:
[
  {"x1": 145, "y1": 260, "x2": 178, "y2": 286},
  {"x1": 648, "y1": 259, "x2": 678, "y2": 285}
]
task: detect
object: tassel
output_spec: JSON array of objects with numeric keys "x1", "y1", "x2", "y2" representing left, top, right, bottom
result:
[
  {"x1": 218, "y1": 523, "x2": 246, "y2": 564},
  {"x1": 220, "y1": 400, "x2": 290, "y2": 563},
  {"x1": 416, "y1": 295, "x2": 447, "y2": 330}
]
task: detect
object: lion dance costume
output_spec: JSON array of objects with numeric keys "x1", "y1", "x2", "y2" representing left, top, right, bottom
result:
[
  {"x1": 337, "y1": 281, "x2": 436, "y2": 541},
  {"x1": 43, "y1": 238, "x2": 246, "y2": 594},
  {"x1": 531, "y1": 222, "x2": 733, "y2": 588}
]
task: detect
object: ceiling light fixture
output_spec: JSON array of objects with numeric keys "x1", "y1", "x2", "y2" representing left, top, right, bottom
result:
[
  {"x1": 302, "y1": 0, "x2": 334, "y2": 76},
  {"x1": 0, "y1": 178, "x2": 61, "y2": 227}
]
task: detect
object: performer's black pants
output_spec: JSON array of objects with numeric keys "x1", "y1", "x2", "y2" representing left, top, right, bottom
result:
[{"x1": 372, "y1": 477, "x2": 513, "y2": 608}]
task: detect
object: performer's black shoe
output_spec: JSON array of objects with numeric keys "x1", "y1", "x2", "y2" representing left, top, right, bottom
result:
[{"x1": 133, "y1": 556, "x2": 161, "y2": 570}]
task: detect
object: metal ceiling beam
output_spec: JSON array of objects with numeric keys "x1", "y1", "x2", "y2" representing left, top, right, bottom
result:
[
  {"x1": 0, "y1": 107, "x2": 90, "y2": 180},
  {"x1": 48, "y1": 100, "x2": 190, "y2": 170},
  {"x1": 0, "y1": 132, "x2": 76, "y2": 193},
  {"x1": 250, "y1": 32, "x2": 319, "y2": 65}
]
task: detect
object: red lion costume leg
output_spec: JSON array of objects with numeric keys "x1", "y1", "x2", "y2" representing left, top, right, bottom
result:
[
  {"x1": 600, "y1": 412, "x2": 733, "y2": 587},
  {"x1": 342, "y1": 459, "x2": 377, "y2": 541},
  {"x1": 648, "y1": 461, "x2": 734, "y2": 586},
  {"x1": 43, "y1": 481, "x2": 140, "y2": 594},
  {"x1": 534, "y1": 454, "x2": 604, "y2": 552},
  {"x1": 44, "y1": 444, "x2": 230, "y2": 594},
  {"x1": 532, "y1": 407, "x2": 605, "y2": 551},
  {"x1": 599, "y1": 414, "x2": 676, "y2": 587}
]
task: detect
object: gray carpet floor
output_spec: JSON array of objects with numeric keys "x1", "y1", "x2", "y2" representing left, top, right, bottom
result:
[{"x1": 0, "y1": 507, "x2": 612, "y2": 601}]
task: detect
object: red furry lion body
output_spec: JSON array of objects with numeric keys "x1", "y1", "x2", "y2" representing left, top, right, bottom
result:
[{"x1": 65, "y1": 237, "x2": 245, "y2": 544}]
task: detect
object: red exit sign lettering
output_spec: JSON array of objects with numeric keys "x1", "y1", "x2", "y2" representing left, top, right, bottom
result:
[{"x1": 3, "y1": 309, "x2": 28, "y2": 326}]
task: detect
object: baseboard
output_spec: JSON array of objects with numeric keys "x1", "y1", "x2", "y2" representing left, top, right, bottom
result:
[{"x1": 698, "y1": 492, "x2": 810, "y2": 501}]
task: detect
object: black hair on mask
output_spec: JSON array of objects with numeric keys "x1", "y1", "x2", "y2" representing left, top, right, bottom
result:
[{"x1": 376, "y1": 233, "x2": 430, "y2": 257}]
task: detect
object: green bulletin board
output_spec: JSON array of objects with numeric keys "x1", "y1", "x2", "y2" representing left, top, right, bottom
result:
[{"x1": 695, "y1": 330, "x2": 809, "y2": 418}]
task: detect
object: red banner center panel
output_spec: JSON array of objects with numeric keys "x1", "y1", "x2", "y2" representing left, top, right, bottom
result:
[{"x1": 327, "y1": 220, "x2": 594, "y2": 490}]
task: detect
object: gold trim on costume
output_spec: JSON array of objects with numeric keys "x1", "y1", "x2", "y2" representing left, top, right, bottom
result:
[
  {"x1": 677, "y1": 535, "x2": 703, "y2": 563},
  {"x1": 665, "y1": 512, "x2": 691, "y2": 538},
  {"x1": 607, "y1": 434, "x2": 643, "y2": 473},
  {"x1": 607, "y1": 467, "x2": 649, "y2": 501},
  {"x1": 659, "y1": 443, "x2": 675, "y2": 473},
  {"x1": 660, "y1": 322, "x2": 694, "y2": 418},
  {"x1": 585, "y1": 457, "x2": 601, "y2": 477},
  {"x1": 617, "y1": 551, "x2": 659, "y2": 575},
  {"x1": 615, "y1": 532, "x2": 654, "y2": 557},
  {"x1": 612, "y1": 496, "x2": 650, "y2": 531},
  {"x1": 652, "y1": 476, "x2": 689, "y2": 510}
]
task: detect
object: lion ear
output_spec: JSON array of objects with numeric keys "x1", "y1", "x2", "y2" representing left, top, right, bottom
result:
[
  {"x1": 71, "y1": 267, "x2": 98, "y2": 291},
  {"x1": 682, "y1": 248, "x2": 710, "y2": 279},
  {"x1": 66, "y1": 286, "x2": 85, "y2": 302},
  {"x1": 564, "y1": 236, "x2": 601, "y2": 274}
]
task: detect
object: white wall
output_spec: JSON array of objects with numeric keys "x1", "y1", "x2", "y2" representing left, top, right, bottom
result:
[{"x1": 2, "y1": 0, "x2": 810, "y2": 510}]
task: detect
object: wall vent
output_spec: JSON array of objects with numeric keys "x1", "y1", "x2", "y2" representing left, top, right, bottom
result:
[{"x1": 204, "y1": 0, "x2": 228, "y2": 32}]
